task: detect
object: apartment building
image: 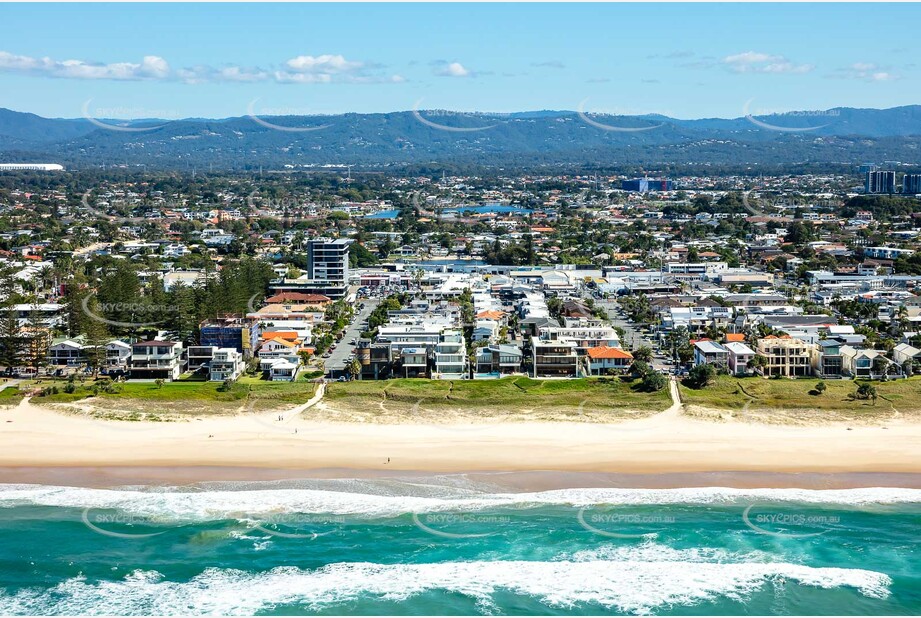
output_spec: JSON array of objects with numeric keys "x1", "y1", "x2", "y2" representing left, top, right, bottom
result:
[
  {"x1": 199, "y1": 316, "x2": 259, "y2": 358},
  {"x1": 305, "y1": 238, "x2": 352, "y2": 283},
  {"x1": 756, "y1": 335, "x2": 815, "y2": 377}
]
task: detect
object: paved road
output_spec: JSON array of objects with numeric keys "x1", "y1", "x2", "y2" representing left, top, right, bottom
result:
[
  {"x1": 597, "y1": 300, "x2": 654, "y2": 351},
  {"x1": 597, "y1": 299, "x2": 676, "y2": 372},
  {"x1": 324, "y1": 299, "x2": 380, "y2": 374}
]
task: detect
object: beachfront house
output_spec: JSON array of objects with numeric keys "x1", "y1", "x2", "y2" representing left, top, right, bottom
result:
[
  {"x1": 532, "y1": 339, "x2": 580, "y2": 378},
  {"x1": 400, "y1": 348, "x2": 429, "y2": 378},
  {"x1": 475, "y1": 344, "x2": 523, "y2": 377},
  {"x1": 104, "y1": 340, "x2": 132, "y2": 370},
  {"x1": 209, "y1": 347, "x2": 245, "y2": 382},
  {"x1": 258, "y1": 357, "x2": 300, "y2": 381},
  {"x1": 812, "y1": 339, "x2": 845, "y2": 378},
  {"x1": 585, "y1": 346, "x2": 634, "y2": 375},
  {"x1": 841, "y1": 346, "x2": 903, "y2": 380},
  {"x1": 128, "y1": 340, "x2": 187, "y2": 381},
  {"x1": 47, "y1": 338, "x2": 86, "y2": 367},
  {"x1": 724, "y1": 341, "x2": 756, "y2": 376},
  {"x1": 433, "y1": 330, "x2": 467, "y2": 379},
  {"x1": 693, "y1": 340, "x2": 728, "y2": 370}
]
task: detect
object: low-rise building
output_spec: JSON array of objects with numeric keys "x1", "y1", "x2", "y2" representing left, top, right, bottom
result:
[
  {"x1": 724, "y1": 341, "x2": 756, "y2": 376},
  {"x1": 433, "y1": 330, "x2": 467, "y2": 379},
  {"x1": 585, "y1": 346, "x2": 633, "y2": 375},
  {"x1": 400, "y1": 348, "x2": 429, "y2": 378},
  {"x1": 209, "y1": 347, "x2": 244, "y2": 382},
  {"x1": 532, "y1": 339, "x2": 580, "y2": 378},
  {"x1": 474, "y1": 344, "x2": 523, "y2": 377},
  {"x1": 813, "y1": 339, "x2": 845, "y2": 378},
  {"x1": 693, "y1": 340, "x2": 729, "y2": 370},
  {"x1": 129, "y1": 340, "x2": 186, "y2": 381}
]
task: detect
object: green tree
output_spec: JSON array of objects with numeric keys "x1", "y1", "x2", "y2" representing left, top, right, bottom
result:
[
  {"x1": 347, "y1": 357, "x2": 362, "y2": 381},
  {"x1": 640, "y1": 371, "x2": 667, "y2": 392},
  {"x1": 633, "y1": 346, "x2": 653, "y2": 363},
  {"x1": 0, "y1": 306, "x2": 23, "y2": 372},
  {"x1": 855, "y1": 383, "x2": 878, "y2": 403},
  {"x1": 686, "y1": 363, "x2": 716, "y2": 389}
]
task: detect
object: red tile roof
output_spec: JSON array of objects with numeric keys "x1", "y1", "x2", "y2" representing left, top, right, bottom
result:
[{"x1": 586, "y1": 346, "x2": 633, "y2": 360}]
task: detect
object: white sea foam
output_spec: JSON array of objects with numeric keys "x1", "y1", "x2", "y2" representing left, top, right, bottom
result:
[
  {"x1": 0, "y1": 546, "x2": 892, "y2": 615},
  {"x1": 0, "y1": 483, "x2": 917, "y2": 521}
]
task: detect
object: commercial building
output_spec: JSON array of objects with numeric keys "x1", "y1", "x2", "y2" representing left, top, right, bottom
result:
[{"x1": 865, "y1": 170, "x2": 896, "y2": 194}]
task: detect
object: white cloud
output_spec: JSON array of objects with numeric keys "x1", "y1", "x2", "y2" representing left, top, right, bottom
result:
[
  {"x1": 285, "y1": 54, "x2": 364, "y2": 75},
  {"x1": 870, "y1": 72, "x2": 898, "y2": 82},
  {"x1": 436, "y1": 62, "x2": 472, "y2": 78},
  {"x1": 830, "y1": 62, "x2": 900, "y2": 82},
  {"x1": 0, "y1": 51, "x2": 171, "y2": 80},
  {"x1": 0, "y1": 50, "x2": 402, "y2": 85},
  {"x1": 722, "y1": 51, "x2": 813, "y2": 74}
]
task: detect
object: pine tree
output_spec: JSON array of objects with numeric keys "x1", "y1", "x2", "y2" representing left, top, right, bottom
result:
[{"x1": 0, "y1": 306, "x2": 23, "y2": 373}]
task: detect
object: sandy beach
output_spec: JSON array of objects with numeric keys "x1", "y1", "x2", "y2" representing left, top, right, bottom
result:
[{"x1": 1, "y1": 386, "x2": 919, "y2": 480}]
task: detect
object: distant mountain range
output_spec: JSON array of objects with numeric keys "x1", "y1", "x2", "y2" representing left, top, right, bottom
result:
[{"x1": 1, "y1": 105, "x2": 920, "y2": 171}]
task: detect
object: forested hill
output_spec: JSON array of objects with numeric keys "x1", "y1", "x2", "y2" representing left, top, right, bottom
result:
[{"x1": 1, "y1": 106, "x2": 920, "y2": 170}]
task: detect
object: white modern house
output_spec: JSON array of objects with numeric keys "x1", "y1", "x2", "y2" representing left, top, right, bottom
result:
[
  {"x1": 128, "y1": 340, "x2": 186, "y2": 381},
  {"x1": 725, "y1": 341, "x2": 756, "y2": 376},
  {"x1": 209, "y1": 347, "x2": 245, "y2": 382},
  {"x1": 433, "y1": 330, "x2": 467, "y2": 379},
  {"x1": 260, "y1": 357, "x2": 299, "y2": 381}
]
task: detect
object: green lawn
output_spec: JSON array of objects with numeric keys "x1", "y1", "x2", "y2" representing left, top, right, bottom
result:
[
  {"x1": 324, "y1": 376, "x2": 671, "y2": 415},
  {"x1": 679, "y1": 375, "x2": 921, "y2": 413}
]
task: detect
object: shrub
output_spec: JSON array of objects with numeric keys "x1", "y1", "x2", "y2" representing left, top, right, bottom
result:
[
  {"x1": 685, "y1": 363, "x2": 716, "y2": 389},
  {"x1": 640, "y1": 372, "x2": 667, "y2": 392}
]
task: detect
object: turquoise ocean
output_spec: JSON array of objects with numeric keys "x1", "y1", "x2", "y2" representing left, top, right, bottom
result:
[{"x1": 0, "y1": 478, "x2": 918, "y2": 615}]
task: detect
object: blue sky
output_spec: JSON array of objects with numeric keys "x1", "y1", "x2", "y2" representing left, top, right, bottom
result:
[{"x1": 0, "y1": 3, "x2": 917, "y2": 120}]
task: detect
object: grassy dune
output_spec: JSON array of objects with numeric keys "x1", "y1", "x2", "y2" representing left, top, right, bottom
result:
[
  {"x1": 27, "y1": 376, "x2": 319, "y2": 415},
  {"x1": 323, "y1": 376, "x2": 671, "y2": 420},
  {"x1": 679, "y1": 375, "x2": 921, "y2": 423}
]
